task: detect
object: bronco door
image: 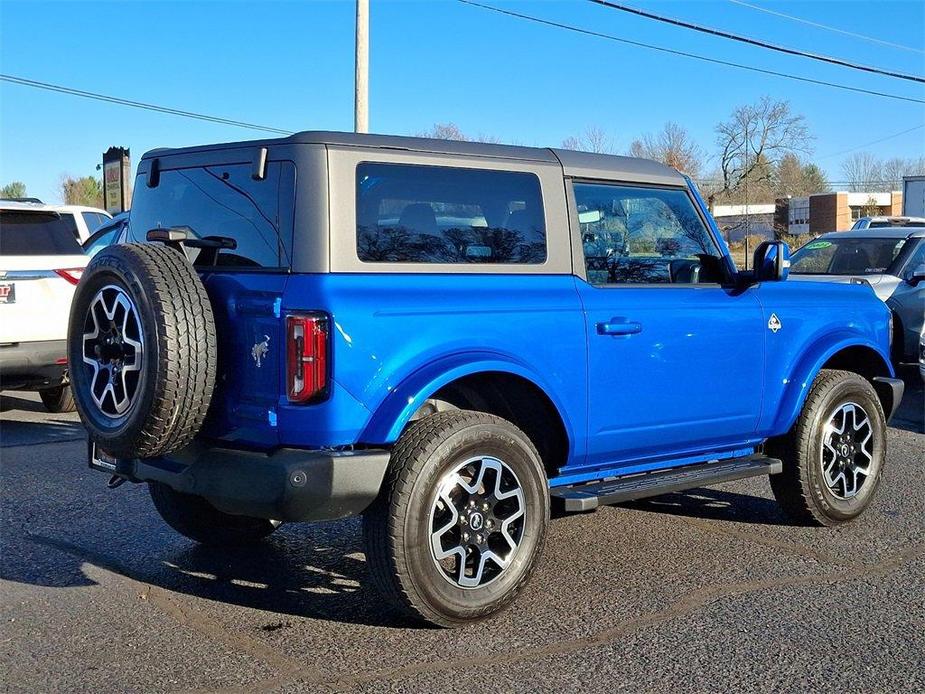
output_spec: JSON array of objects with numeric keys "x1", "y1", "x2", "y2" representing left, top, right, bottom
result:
[{"x1": 571, "y1": 180, "x2": 765, "y2": 472}]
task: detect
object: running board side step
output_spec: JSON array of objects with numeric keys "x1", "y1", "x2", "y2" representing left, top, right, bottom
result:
[{"x1": 551, "y1": 455, "x2": 782, "y2": 513}]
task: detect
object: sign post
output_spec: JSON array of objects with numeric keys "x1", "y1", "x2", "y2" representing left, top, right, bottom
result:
[{"x1": 102, "y1": 147, "x2": 132, "y2": 214}]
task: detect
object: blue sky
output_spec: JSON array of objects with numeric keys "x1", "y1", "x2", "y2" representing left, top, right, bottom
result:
[{"x1": 1, "y1": 0, "x2": 923, "y2": 204}]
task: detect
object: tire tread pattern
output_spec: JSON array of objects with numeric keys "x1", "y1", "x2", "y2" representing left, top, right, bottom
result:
[{"x1": 363, "y1": 410, "x2": 545, "y2": 627}]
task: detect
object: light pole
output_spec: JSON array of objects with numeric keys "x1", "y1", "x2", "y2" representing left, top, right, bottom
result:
[{"x1": 355, "y1": 0, "x2": 369, "y2": 133}]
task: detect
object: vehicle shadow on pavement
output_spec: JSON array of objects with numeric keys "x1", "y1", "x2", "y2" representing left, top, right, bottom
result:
[
  {"x1": 621, "y1": 487, "x2": 792, "y2": 526},
  {"x1": 0, "y1": 393, "x2": 46, "y2": 413},
  {"x1": 0, "y1": 419, "x2": 86, "y2": 447},
  {"x1": 17, "y1": 523, "x2": 418, "y2": 629}
]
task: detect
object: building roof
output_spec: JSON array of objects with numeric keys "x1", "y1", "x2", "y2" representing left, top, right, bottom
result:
[{"x1": 142, "y1": 130, "x2": 686, "y2": 185}]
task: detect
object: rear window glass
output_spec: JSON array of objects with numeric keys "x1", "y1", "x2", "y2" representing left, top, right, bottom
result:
[
  {"x1": 356, "y1": 163, "x2": 546, "y2": 264},
  {"x1": 0, "y1": 211, "x2": 84, "y2": 255},
  {"x1": 129, "y1": 162, "x2": 294, "y2": 268}
]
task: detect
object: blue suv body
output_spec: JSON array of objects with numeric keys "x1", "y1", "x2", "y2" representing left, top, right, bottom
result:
[{"x1": 73, "y1": 132, "x2": 903, "y2": 626}]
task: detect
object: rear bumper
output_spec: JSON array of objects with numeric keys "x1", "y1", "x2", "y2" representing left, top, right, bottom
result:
[
  {"x1": 872, "y1": 376, "x2": 905, "y2": 423},
  {"x1": 0, "y1": 339, "x2": 67, "y2": 389},
  {"x1": 103, "y1": 440, "x2": 391, "y2": 523}
]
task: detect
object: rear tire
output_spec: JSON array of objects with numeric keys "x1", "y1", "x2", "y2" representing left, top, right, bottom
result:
[
  {"x1": 39, "y1": 384, "x2": 76, "y2": 413},
  {"x1": 149, "y1": 482, "x2": 280, "y2": 546},
  {"x1": 363, "y1": 410, "x2": 549, "y2": 627},
  {"x1": 768, "y1": 369, "x2": 886, "y2": 526}
]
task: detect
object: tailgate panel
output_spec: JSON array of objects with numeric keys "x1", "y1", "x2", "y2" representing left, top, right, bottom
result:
[{"x1": 198, "y1": 272, "x2": 288, "y2": 446}]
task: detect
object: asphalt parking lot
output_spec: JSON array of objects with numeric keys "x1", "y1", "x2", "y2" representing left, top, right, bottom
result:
[{"x1": 1, "y1": 371, "x2": 923, "y2": 693}]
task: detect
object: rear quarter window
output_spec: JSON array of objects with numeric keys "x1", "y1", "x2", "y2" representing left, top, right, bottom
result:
[
  {"x1": 129, "y1": 161, "x2": 295, "y2": 268},
  {"x1": 356, "y1": 163, "x2": 546, "y2": 264},
  {"x1": 0, "y1": 211, "x2": 84, "y2": 255}
]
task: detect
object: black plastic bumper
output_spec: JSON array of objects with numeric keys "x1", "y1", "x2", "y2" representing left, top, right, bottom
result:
[
  {"x1": 872, "y1": 376, "x2": 905, "y2": 423},
  {"x1": 105, "y1": 441, "x2": 391, "y2": 523}
]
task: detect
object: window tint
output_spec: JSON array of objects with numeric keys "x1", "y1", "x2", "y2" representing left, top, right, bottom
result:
[
  {"x1": 356, "y1": 163, "x2": 546, "y2": 264},
  {"x1": 129, "y1": 162, "x2": 294, "y2": 268},
  {"x1": 0, "y1": 211, "x2": 84, "y2": 255},
  {"x1": 82, "y1": 211, "x2": 110, "y2": 233},
  {"x1": 574, "y1": 183, "x2": 723, "y2": 285}
]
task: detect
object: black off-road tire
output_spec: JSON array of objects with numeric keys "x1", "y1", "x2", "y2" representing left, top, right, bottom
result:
[
  {"x1": 39, "y1": 384, "x2": 76, "y2": 413},
  {"x1": 767, "y1": 369, "x2": 887, "y2": 526},
  {"x1": 67, "y1": 243, "x2": 217, "y2": 459},
  {"x1": 149, "y1": 482, "x2": 280, "y2": 546},
  {"x1": 363, "y1": 410, "x2": 549, "y2": 627}
]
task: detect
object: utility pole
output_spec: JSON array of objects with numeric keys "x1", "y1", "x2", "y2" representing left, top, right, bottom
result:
[{"x1": 355, "y1": 0, "x2": 369, "y2": 133}]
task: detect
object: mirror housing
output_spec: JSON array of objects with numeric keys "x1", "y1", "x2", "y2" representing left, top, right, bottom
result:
[
  {"x1": 752, "y1": 241, "x2": 791, "y2": 282},
  {"x1": 905, "y1": 263, "x2": 925, "y2": 286}
]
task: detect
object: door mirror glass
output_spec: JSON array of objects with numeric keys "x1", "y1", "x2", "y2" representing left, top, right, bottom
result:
[{"x1": 752, "y1": 241, "x2": 791, "y2": 282}]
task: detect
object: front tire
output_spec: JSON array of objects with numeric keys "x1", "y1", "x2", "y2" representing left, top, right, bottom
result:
[
  {"x1": 149, "y1": 482, "x2": 280, "y2": 546},
  {"x1": 768, "y1": 369, "x2": 886, "y2": 526},
  {"x1": 363, "y1": 411, "x2": 549, "y2": 627}
]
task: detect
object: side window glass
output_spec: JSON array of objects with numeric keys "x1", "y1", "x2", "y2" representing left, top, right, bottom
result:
[
  {"x1": 356, "y1": 163, "x2": 546, "y2": 264},
  {"x1": 902, "y1": 241, "x2": 925, "y2": 279},
  {"x1": 573, "y1": 182, "x2": 723, "y2": 285}
]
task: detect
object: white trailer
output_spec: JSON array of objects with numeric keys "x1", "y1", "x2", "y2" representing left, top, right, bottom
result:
[{"x1": 904, "y1": 175, "x2": 925, "y2": 217}]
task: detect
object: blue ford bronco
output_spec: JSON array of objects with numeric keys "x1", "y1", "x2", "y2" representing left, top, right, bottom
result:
[{"x1": 68, "y1": 132, "x2": 904, "y2": 626}]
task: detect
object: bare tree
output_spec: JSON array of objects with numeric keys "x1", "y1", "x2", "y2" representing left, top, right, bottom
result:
[
  {"x1": 561, "y1": 126, "x2": 614, "y2": 154},
  {"x1": 880, "y1": 156, "x2": 925, "y2": 190},
  {"x1": 840, "y1": 152, "x2": 883, "y2": 192},
  {"x1": 417, "y1": 122, "x2": 503, "y2": 144},
  {"x1": 716, "y1": 96, "x2": 812, "y2": 197},
  {"x1": 629, "y1": 122, "x2": 703, "y2": 177}
]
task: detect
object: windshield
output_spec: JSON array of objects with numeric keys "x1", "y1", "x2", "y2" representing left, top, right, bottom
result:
[
  {"x1": 0, "y1": 211, "x2": 84, "y2": 255},
  {"x1": 790, "y1": 237, "x2": 907, "y2": 275}
]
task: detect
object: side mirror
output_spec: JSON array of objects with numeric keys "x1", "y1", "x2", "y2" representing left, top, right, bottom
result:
[
  {"x1": 906, "y1": 263, "x2": 925, "y2": 286},
  {"x1": 753, "y1": 241, "x2": 791, "y2": 282}
]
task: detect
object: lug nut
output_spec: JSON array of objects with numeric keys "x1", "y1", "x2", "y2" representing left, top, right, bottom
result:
[
  {"x1": 459, "y1": 515, "x2": 467, "y2": 525},
  {"x1": 476, "y1": 534, "x2": 484, "y2": 544},
  {"x1": 463, "y1": 532, "x2": 470, "y2": 542},
  {"x1": 486, "y1": 519, "x2": 494, "y2": 529},
  {"x1": 481, "y1": 502, "x2": 489, "y2": 512}
]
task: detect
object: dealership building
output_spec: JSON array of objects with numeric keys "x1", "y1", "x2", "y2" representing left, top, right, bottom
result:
[{"x1": 777, "y1": 191, "x2": 903, "y2": 235}]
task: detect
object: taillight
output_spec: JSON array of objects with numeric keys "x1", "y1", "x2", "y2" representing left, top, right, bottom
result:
[
  {"x1": 286, "y1": 313, "x2": 328, "y2": 403},
  {"x1": 54, "y1": 268, "x2": 84, "y2": 285}
]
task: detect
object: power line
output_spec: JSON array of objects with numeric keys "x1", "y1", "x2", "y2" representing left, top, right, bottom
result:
[
  {"x1": 588, "y1": 0, "x2": 925, "y2": 84},
  {"x1": 457, "y1": 1, "x2": 925, "y2": 105},
  {"x1": 728, "y1": 0, "x2": 925, "y2": 56},
  {"x1": 818, "y1": 124, "x2": 925, "y2": 161},
  {"x1": 0, "y1": 74, "x2": 293, "y2": 135}
]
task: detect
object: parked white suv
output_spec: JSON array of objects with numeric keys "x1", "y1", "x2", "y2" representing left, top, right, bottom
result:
[
  {"x1": 851, "y1": 215, "x2": 925, "y2": 230},
  {"x1": 0, "y1": 201, "x2": 92, "y2": 411}
]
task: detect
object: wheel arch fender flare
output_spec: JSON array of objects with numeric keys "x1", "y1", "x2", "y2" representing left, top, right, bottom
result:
[
  {"x1": 359, "y1": 351, "x2": 577, "y2": 447},
  {"x1": 769, "y1": 332, "x2": 893, "y2": 434}
]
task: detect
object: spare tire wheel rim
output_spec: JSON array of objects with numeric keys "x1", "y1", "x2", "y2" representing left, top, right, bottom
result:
[
  {"x1": 428, "y1": 455, "x2": 526, "y2": 589},
  {"x1": 820, "y1": 401, "x2": 875, "y2": 500},
  {"x1": 81, "y1": 284, "x2": 145, "y2": 418}
]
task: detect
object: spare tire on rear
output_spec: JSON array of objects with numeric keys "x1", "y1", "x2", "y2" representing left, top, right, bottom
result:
[{"x1": 67, "y1": 243, "x2": 217, "y2": 459}]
